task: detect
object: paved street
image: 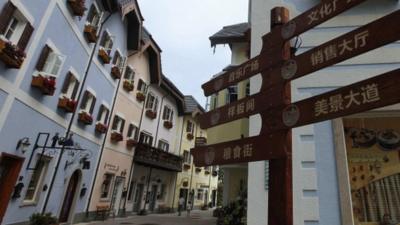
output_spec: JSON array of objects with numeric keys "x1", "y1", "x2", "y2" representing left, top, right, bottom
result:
[{"x1": 76, "y1": 210, "x2": 216, "y2": 225}]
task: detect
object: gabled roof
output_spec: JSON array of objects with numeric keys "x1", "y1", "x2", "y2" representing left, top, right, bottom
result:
[
  {"x1": 184, "y1": 95, "x2": 205, "y2": 114},
  {"x1": 123, "y1": 0, "x2": 144, "y2": 51},
  {"x1": 160, "y1": 75, "x2": 185, "y2": 115},
  {"x1": 141, "y1": 28, "x2": 162, "y2": 85},
  {"x1": 209, "y1": 22, "x2": 250, "y2": 47}
]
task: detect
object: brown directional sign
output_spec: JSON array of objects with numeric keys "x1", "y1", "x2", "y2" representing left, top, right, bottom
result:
[
  {"x1": 191, "y1": 132, "x2": 288, "y2": 167},
  {"x1": 201, "y1": 0, "x2": 367, "y2": 97},
  {"x1": 198, "y1": 9, "x2": 400, "y2": 129},
  {"x1": 262, "y1": 68, "x2": 400, "y2": 132}
]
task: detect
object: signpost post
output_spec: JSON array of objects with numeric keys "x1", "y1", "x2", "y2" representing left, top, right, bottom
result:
[{"x1": 191, "y1": 1, "x2": 400, "y2": 225}]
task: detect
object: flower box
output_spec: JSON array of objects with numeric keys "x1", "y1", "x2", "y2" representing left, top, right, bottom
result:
[
  {"x1": 67, "y1": 0, "x2": 87, "y2": 17},
  {"x1": 136, "y1": 92, "x2": 145, "y2": 102},
  {"x1": 57, "y1": 97, "x2": 77, "y2": 112},
  {"x1": 78, "y1": 111, "x2": 93, "y2": 125},
  {"x1": 110, "y1": 66, "x2": 121, "y2": 79},
  {"x1": 183, "y1": 163, "x2": 191, "y2": 170},
  {"x1": 195, "y1": 167, "x2": 201, "y2": 173},
  {"x1": 31, "y1": 75, "x2": 56, "y2": 96},
  {"x1": 126, "y1": 139, "x2": 138, "y2": 148},
  {"x1": 0, "y1": 39, "x2": 25, "y2": 69},
  {"x1": 98, "y1": 48, "x2": 110, "y2": 64},
  {"x1": 163, "y1": 120, "x2": 173, "y2": 129},
  {"x1": 123, "y1": 80, "x2": 134, "y2": 92},
  {"x1": 84, "y1": 24, "x2": 97, "y2": 43},
  {"x1": 187, "y1": 133, "x2": 194, "y2": 140},
  {"x1": 145, "y1": 110, "x2": 157, "y2": 119},
  {"x1": 111, "y1": 131, "x2": 123, "y2": 142},
  {"x1": 95, "y1": 122, "x2": 108, "y2": 133}
]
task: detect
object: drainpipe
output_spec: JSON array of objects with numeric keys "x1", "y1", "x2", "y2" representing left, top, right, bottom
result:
[
  {"x1": 41, "y1": 12, "x2": 113, "y2": 214},
  {"x1": 186, "y1": 121, "x2": 198, "y2": 209},
  {"x1": 171, "y1": 114, "x2": 185, "y2": 211}
]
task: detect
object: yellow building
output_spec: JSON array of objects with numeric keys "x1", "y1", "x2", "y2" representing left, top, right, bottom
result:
[
  {"x1": 208, "y1": 23, "x2": 251, "y2": 205},
  {"x1": 173, "y1": 96, "x2": 219, "y2": 210}
]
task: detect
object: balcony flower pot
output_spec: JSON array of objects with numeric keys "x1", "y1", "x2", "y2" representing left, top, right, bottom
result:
[
  {"x1": 195, "y1": 167, "x2": 201, "y2": 173},
  {"x1": 78, "y1": 111, "x2": 93, "y2": 125},
  {"x1": 95, "y1": 122, "x2": 108, "y2": 133},
  {"x1": 126, "y1": 138, "x2": 138, "y2": 148},
  {"x1": 110, "y1": 66, "x2": 121, "y2": 79},
  {"x1": 98, "y1": 48, "x2": 110, "y2": 64},
  {"x1": 67, "y1": 0, "x2": 87, "y2": 17},
  {"x1": 163, "y1": 120, "x2": 173, "y2": 129},
  {"x1": 31, "y1": 75, "x2": 56, "y2": 96},
  {"x1": 110, "y1": 131, "x2": 123, "y2": 142},
  {"x1": 123, "y1": 80, "x2": 134, "y2": 92},
  {"x1": 145, "y1": 110, "x2": 157, "y2": 120},
  {"x1": 136, "y1": 92, "x2": 145, "y2": 102},
  {"x1": 0, "y1": 38, "x2": 25, "y2": 69},
  {"x1": 57, "y1": 97, "x2": 77, "y2": 113},
  {"x1": 183, "y1": 163, "x2": 191, "y2": 170},
  {"x1": 186, "y1": 133, "x2": 194, "y2": 140},
  {"x1": 84, "y1": 24, "x2": 97, "y2": 43}
]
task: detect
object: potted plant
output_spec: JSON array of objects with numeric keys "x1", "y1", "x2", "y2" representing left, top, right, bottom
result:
[
  {"x1": 57, "y1": 96, "x2": 77, "y2": 112},
  {"x1": 0, "y1": 38, "x2": 26, "y2": 68},
  {"x1": 84, "y1": 23, "x2": 97, "y2": 43},
  {"x1": 111, "y1": 131, "x2": 123, "y2": 142},
  {"x1": 163, "y1": 120, "x2": 173, "y2": 129},
  {"x1": 126, "y1": 138, "x2": 138, "y2": 148},
  {"x1": 29, "y1": 213, "x2": 58, "y2": 225},
  {"x1": 187, "y1": 133, "x2": 194, "y2": 140},
  {"x1": 67, "y1": 0, "x2": 87, "y2": 17},
  {"x1": 95, "y1": 122, "x2": 108, "y2": 133},
  {"x1": 136, "y1": 91, "x2": 145, "y2": 102},
  {"x1": 123, "y1": 80, "x2": 134, "y2": 92},
  {"x1": 31, "y1": 75, "x2": 56, "y2": 96},
  {"x1": 145, "y1": 110, "x2": 157, "y2": 119},
  {"x1": 98, "y1": 47, "x2": 110, "y2": 64},
  {"x1": 110, "y1": 66, "x2": 121, "y2": 79},
  {"x1": 78, "y1": 111, "x2": 93, "y2": 125}
]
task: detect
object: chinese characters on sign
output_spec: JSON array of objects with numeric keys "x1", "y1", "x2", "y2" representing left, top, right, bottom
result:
[
  {"x1": 222, "y1": 143, "x2": 253, "y2": 161},
  {"x1": 311, "y1": 30, "x2": 369, "y2": 66},
  {"x1": 228, "y1": 59, "x2": 260, "y2": 83},
  {"x1": 227, "y1": 98, "x2": 256, "y2": 118},
  {"x1": 315, "y1": 83, "x2": 380, "y2": 117},
  {"x1": 307, "y1": 0, "x2": 357, "y2": 25}
]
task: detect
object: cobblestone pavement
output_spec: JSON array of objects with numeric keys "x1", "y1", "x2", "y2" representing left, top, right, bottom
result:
[{"x1": 75, "y1": 209, "x2": 216, "y2": 225}]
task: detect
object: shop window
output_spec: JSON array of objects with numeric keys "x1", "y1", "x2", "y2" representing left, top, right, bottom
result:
[
  {"x1": 111, "y1": 115, "x2": 125, "y2": 134},
  {"x1": 162, "y1": 106, "x2": 173, "y2": 122},
  {"x1": 158, "y1": 140, "x2": 169, "y2": 152},
  {"x1": 80, "y1": 91, "x2": 96, "y2": 114},
  {"x1": 127, "y1": 123, "x2": 139, "y2": 140},
  {"x1": 139, "y1": 132, "x2": 153, "y2": 146},
  {"x1": 23, "y1": 157, "x2": 49, "y2": 203},
  {"x1": 100, "y1": 173, "x2": 114, "y2": 199}
]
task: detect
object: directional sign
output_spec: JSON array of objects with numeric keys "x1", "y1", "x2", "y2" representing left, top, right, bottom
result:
[
  {"x1": 262, "y1": 68, "x2": 400, "y2": 132},
  {"x1": 201, "y1": 0, "x2": 368, "y2": 96},
  {"x1": 191, "y1": 132, "x2": 288, "y2": 167}
]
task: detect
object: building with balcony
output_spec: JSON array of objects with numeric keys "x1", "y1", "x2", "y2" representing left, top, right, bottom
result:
[{"x1": 173, "y1": 95, "x2": 218, "y2": 211}]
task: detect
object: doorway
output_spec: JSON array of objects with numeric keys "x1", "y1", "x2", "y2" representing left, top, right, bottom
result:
[
  {"x1": 149, "y1": 185, "x2": 158, "y2": 211},
  {"x1": 59, "y1": 170, "x2": 81, "y2": 223},
  {"x1": 179, "y1": 188, "x2": 188, "y2": 209},
  {"x1": 0, "y1": 153, "x2": 24, "y2": 224},
  {"x1": 211, "y1": 190, "x2": 217, "y2": 207},
  {"x1": 133, "y1": 184, "x2": 144, "y2": 212},
  {"x1": 110, "y1": 177, "x2": 125, "y2": 216},
  {"x1": 204, "y1": 190, "x2": 209, "y2": 206}
]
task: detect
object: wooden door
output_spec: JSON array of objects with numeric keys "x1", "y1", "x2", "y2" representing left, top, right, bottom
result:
[
  {"x1": 0, "y1": 153, "x2": 24, "y2": 224},
  {"x1": 59, "y1": 170, "x2": 80, "y2": 223}
]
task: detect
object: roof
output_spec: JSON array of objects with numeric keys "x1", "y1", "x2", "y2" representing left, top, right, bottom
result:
[
  {"x1": 209, "y1": 22, "x2": 250, "y2": 47},
  {"x1": 142, "y1": 27, "x2": 162, "y2": 53},
  {"x1": 184, "y1": 95, "x2": 205, "y2": 114},
  {"x1": 161, "y1": 75, "x2": 185, "y2": 115}
]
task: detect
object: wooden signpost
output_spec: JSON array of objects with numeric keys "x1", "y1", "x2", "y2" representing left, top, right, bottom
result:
[{"x1": 191, "y1": 1, "x2": 400, "y2": 225}]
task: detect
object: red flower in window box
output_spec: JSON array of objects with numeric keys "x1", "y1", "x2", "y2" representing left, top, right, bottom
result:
[
  {"x1": 126, "y1": 138, "x2": 138, "y2": 148},
  {"x1": 67, "y1": 0, "x2": 87, "y2": 17},
  {"x1": 57, "y1": 97, "x2": 77, "y2": 113},
  {"x1": 136, "y1": 92, "x2": 145, "y2": 102},
  {"x1": 95, "y1": 122, "x2": 108, "y2": 133},
  {"x1": 163, "y1": 120, "x2": 173, "y2": 129},
  {"x1": 0, "y1": 38, "x2": 25, "y2": 69},
  {"x1": 186, "y1": 133, "x2": 194, "y2": 140},
  {"x1": 78, "y1": 111, "x2": 93, "y2": 125},
  {"x1": 98, "y1": 48, "x2": 110, "y2": 64},
  {"x1": 31, "y1": 75, "x2": 56, "y2": 96},
  {"x1": 123, "y1": 80, "x2": 134, "y2": 92},
  {"x1": 111, "y1": 66, "x2": 121, "y2": 79},
  {"x1": 84, "y1": 24, "x2": 97, "y2": 43},
  {"x1": 145, "y1": 110, "x2": 157, "y2": 119},
  {"x1": 111, "y1": 131, "x2": 123, "y2": 142}
]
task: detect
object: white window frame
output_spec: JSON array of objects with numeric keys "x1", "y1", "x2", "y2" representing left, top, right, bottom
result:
[
  {"x1": 140, "y1": 132, "x2": 153, "y2": 146},
  {"x1": 62, "y1": 71, "x2": 79, "y2": 99},
  {"x1": 186, "y1": 120, "x2": 194, "y2": 134},
  {"x1": 86, "y1": 3, "x2": 102, "y2": 27},
  {"x1": 1, "y1": 10, "x2": 27, "y2": 44},
  {"x1": 97, "y1": 104, "x2": 109, "y2": 124},
  {"x1": 137, "y1": 79, "x2": 147, "y2": 93},
  {"x1": 158, "y1": 140, "x2": 169, "y2": 152},
  {"x1": 81, "y1": 90, "x2": 95, "y2": 114},
  {"x1": 146, "y1": 92, "x2": 158, "y2": 111},
  {"x1": 162, "y1": 105, "x2": 173, "y2": 122},
  {"x1": 124, "y1": 65, "x2": 135, "y2": 81},
  {"x1": 127, "y1": 123, "x2": 138, "y2": 140},
  {"x1": 183, "y1": 150, "x2": 191, "y2": 164},
  {"x1": 112, "y1": 115, "x2": 124, "y2": 133},
  {"x1": 100, "y1": 30, "x2": 114, "y2": 53},
  {"x1": 113, "y1": 49, "x2": 124, "y2": 69},
  {"x1": 23, "y1": 156, "x2": 49, "y2": 204},
  {"x1": 211, "y1": 94, "x2": 218, "y2": 110},
  {"x1": 226, "y1": 85, "x2": 238, "y2": 104},
  {"x1": 35, "y1": 42, "x2": 66, "y2": 78}
]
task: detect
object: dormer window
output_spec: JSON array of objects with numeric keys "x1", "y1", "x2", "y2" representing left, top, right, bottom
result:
[
  {"x1": 84, "y1": 4, "x2": 102, "y2": 43},
  {"x1": 110, "y1": 50, "x2": 123, "y2": 79},
  {"x1": 98, "y1": 31, "x2": 113, "y2": 64}
]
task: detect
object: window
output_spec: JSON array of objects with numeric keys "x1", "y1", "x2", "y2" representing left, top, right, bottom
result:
[
  {"x1": 246, "y1": 82, "x2": 250, "y2": 97},
  {"x1": 80, "y1": 91, "x2": 96, "y2": 114},
  {"x1": 0, "y1": 2, "x2": 34, "y2": 51},
  {"x1": 111, "y1": 115, "x2": 125, "y2": 133},
  {"x1": 210, "y1": 94, "x2": 218, "y2": 110},
  {"x1": 197, "y1": 189, "x2": 204, "y2": 200},
  {"x1": 162, "y1": 106, "x2": 173, "y2": 122},
  {"x1": 112, "y1": 50, "x2": 124, "y2": 69},
  {"x1": 183, "y1": 150, "x2": 191, "y2": 164},
  {"x1": 145, "y1": 93, "x2": 158, "y2": 111},
  {"x1": 86, "y1": 4, "x2": 101, "y2": 28},
  {"x1": 137, "y1": 79, "x2": 146, "y2": 93},
  {"x1": 158, "y1": 140, "x2": 169, "y2": 152},
  {"x1": 139, "y1": 132, "x2": 153, "y2": 146},
  {"x1": 226, "y1": 85, "x2": 238, "y2": 103},
  {"x1": 24, "y1": 157, "x2": 49, "y2": 203},
  {"x1": 124, "y1": 66, "x2": 135, "y2": 81},
  {"x1": 127, "y1": 180, "x2": 136, "y2": 201},
  {"x1": 100, "y1": 173, "x2": 114, "y2": 199},
  {"x1": 99, "y1": 31, "x2": 113, "y2": 55},
  {"x1": 127, "y1": 123, "x2": 139, "y2": 140},
  {"x1": 61, "y1": 72, "x2": 79, "y2": 99},
  {"x1": 96, "y1": 104, "x2": 109, "y2": 124},
  {"x1": 186, "y1": 120, "x2": 194, "y2": 134},
  {"x1": 35, "y1": 45, "x2": 65, "y2": 77}
]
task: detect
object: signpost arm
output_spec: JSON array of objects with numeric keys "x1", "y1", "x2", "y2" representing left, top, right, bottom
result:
[{"x1": 267, "y1": 7, "x2": 293, "y2": 225}]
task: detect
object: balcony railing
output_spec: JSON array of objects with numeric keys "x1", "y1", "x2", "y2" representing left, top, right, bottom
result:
[{"x1": 133, "y1": 143, "x2": 183, "y2": 172}]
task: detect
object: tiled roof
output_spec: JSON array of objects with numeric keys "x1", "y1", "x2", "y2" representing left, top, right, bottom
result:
[
  {"x1": 184, "y1": 95, "x2": 205, "y2": 114},
  {"x1": 209, "y1": 22, "x2": 250, "y2": 47}
]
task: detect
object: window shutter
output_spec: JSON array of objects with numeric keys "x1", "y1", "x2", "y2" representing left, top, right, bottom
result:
[
  {"x1": 80, "y1": 91, "x2": 89, "y2": 109},
  {"x1": 96, "y1": 105, "x2": 103, "y2": 121},
  {"x1": 17, "y1": 22, "x2": 34, "y2": 51},
  {"x1": 36, "y1": 45, "x2": 51, "y2": 71},
  {"x1": 86, "y1": 5, "x2": 95, "y2": 23},
  {"x1": 89, "y1": 96, "x2": 96, "y2": 114},
  {"x1": 61, "y1": 72, "x2": 72, "y2": 94},
  {"x1": 71, "y1": 80, "x2": 79, "y2": 100},
  {"x1": 0, "y1": 2, "x2": 16, "y2": 34}
]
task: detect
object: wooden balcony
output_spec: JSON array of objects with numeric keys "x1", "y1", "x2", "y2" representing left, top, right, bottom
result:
[{"x1": 133, "y1": 143, "x2": 183, "y2": 172}]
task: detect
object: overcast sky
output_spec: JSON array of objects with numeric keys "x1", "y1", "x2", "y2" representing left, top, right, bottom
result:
[{"x1": 137, "y1": 0, "x2": 249, "y2": 108}]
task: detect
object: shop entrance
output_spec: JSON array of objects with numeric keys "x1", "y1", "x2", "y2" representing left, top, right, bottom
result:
[{"x1": 59, "y1": 170, "x2": 81, "y2": 223}]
